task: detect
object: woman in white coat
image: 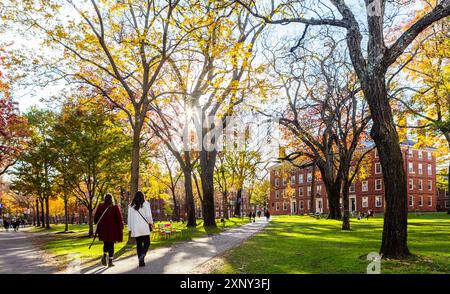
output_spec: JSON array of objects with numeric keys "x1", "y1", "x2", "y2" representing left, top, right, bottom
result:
[{"x1": 128, "y1": 191, "x2": 154, "y2": 267}]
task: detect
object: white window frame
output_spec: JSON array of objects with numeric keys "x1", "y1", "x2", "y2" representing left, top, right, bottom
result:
[
  {"x1": 307, "y1": 186, "x2": 311, "y2": 197},
  {"x1": 418, "y1": 163, "x2": 423, "y2": 175},
  {"x1": 427, "y1": 164, "x2": 432, "y2": 175},
  {"x1": 291, "y1": 175, "x2": 296, "y2": 185},
  {"x1": 317, "y1": 185, "x2": 322, "y2": 195},
  {"x1": 427, "y1": 152, "x2": 432, "y2": 160},
  {"x1": 428, "y1": 180, "x2": 432, "y2": 191},
  {"x1": 276, "y1": 202, "x2": 280, "y2": 211},
  {"x1": 362, "y1": 196, "x2": 369, "y2": 208},
  {"x1": 349, "y1": 182, "x2": 355, "y2": 193},
  {"x1": 409, "y1": 179, "x2": 413, "y2": 190},
  {"x1": 362, "y1": 181, "x2": 368, "y2": 192},
  {"x1": 408, "y1": 149, "x2": 413, "y2": 157},
  {"x1": 283, "y1": 202, "x2": 288, "y2": 210},
  {"x1": 374, "y1": 150, "x2": 378, "y2": 158},
  {"x1": 408, "y1": 162, "x2": 414, "y2": 173},
  {"x1": 275, "y1": 178, "x2": 279, "y2": 187},
  {"x1": 375, "y1": 179, "x2": 382, "y2": 191},
  {"x1": 409, "y1": 195, "x2": 414, "y2": 207},
  {"x1": 375, "y1": 163, "x2": 381, "y2": 174},
  {"x1": 299, "y1": 187, "x2": 303, "y2": 197},
  {"x1": 300, "y1": 200, "x2": 304, "y2": 210},
  {"x1": 307, "y1": 173, "x2": 312, "y2": 183},
  {"x1": 428, "y1": 196, "x2": 433, "y2": 207},
  {"x1": 276, "y1": 190, "x2": 280, "y2": 199},
  {"x1": 307, "y1": 200, "x2": 311, "y2": 210},
  {"x1": 418, "y1": 179, "x2": 423, "y2": 191},
  {"x1": 282, "y1": 178, "x2": 287, "y2": 186},
  {"x1": 299, "y1": 174, "x2": 304, "y2": 184},
  {"x1": 418, "y1": 150, "x2": 422, "y2": 160},
  {"x1": 375, "y1": 196, "x2": 382, "y2": 207},
  {"x1": 418, "y1": 196, "x2": 423, "y2": 207}
]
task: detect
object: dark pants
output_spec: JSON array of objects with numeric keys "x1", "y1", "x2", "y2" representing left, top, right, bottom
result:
[
  {"x1": 103, "y1": 241, "x2": 114, "y2": 257},
  {"x1": 136, "y1": 235, "x2": 150, "y2": 258}
]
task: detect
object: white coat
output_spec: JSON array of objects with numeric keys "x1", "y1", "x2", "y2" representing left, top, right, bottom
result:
[{"x1": 127, "y1": 201, "x2": 154, "y2": 237}]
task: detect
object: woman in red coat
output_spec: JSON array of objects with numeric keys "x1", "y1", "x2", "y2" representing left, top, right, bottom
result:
[{"x1": 94, "y1": 194, "x2": 123, "y2": 267}]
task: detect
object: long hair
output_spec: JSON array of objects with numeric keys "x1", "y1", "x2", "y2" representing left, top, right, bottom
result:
[
  {"x1": 131, "y1": 191, "x2": 145, "y2": 211},
  {"x1": 104, "y1": 194, "x2": 113, "y2": 207}
]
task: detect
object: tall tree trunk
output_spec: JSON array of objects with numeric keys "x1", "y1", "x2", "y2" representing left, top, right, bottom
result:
[
  {"x1": 35, "y1": 198, "x2": 40, "y2": 227},
  {"x1": 342, "y1": 178, "x2": 351, "y2": 230},
  {"x1": 222, "y1": 191, "x2": 229, "y2": 219},
  {"x1": 183, "y1": 166, "x2": 197, "y2": 227},
  {"x1": 234, "y1": 188, "x2": 243, "y2": 216},
  {"x1": 40, "y1": 199, "x2": 45, "y2": 228},
  {"x1": 130, "y1": 125, "x2": 142, "y2": 200},
  {"x1": 200, "y1": 150, "x2": 217, "y2": 227},
  {"x1": 88, "y1": 206, "x2": 94, "y2": 238},
  {"x1": 64, "y1": 193, "x2": 69, "y2": 232},
  {"x1": 365, "y1": 76, "x2": 410, "y2": 259},
  {"x1": 310, "y1": 164, "x2": 316, "y2": 213},
  {"x1": 45, "y1": 197, "x2": 50, "y2": 229},
  {"x1": 317, "y1": 163, "x2": 342, "y2": 219}
]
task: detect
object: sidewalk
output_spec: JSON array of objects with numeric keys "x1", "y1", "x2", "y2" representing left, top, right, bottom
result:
[
  {"x1": 0, "y1": 230, "x2": 57, "y2": 274},
  {"x1": 82, "y1": 218, "x2": 268, "y2": 274}
]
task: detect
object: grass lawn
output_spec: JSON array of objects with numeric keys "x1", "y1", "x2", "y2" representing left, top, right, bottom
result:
[
  {"x1": 212, "y1": 213, "x2": 450, "y2": 274},
  {"x1": 28, "y1": 217, "x2": 249, "y2": 270}
]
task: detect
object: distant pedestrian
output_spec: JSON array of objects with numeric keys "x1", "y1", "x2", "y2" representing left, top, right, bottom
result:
[
  {"x1": 264, "y1": 210, "x2": 270, "y2": 221},
  {"x1": 4, "y1": 219, "x2": 9, "y2": 231},
  {"x1": 248, "y1": 211, "x2": 253, "y2": 223},
  {"x1": 94, "y1": 194, "x2": 124, "y2": 267},
  {"x1": 128, "y1": 191, "x2": 154, "y2": 267},
  {"x1": 257, "y1": 210, "x2": 262, "y2": 218},
  {"x1": 252, "y1": 212, "x2": 256, "y2": 223}
]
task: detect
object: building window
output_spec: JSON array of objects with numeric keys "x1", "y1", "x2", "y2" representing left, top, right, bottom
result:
[
  {"x1": 418, "y1": 196, "x2": 423, "y2": 207},
  {"x1": 374, "y1": 150, "x2": 378, "y2": 158},
  {"x1": 283, "y1": 202, "x2": 288, "y2": 210},
  {"x1": 275, "y1": 178, "x2": 279, "y2": 187},
  {"x1": 418, "y1": 163, "x2": 423, "y2": 174},
  {"x1": 283, "y1": 190, "x2": 287, "y2": 198},
  {"x1": 427, "y1": 164, "x2": 432, "y2": 175},
  {"x1": 409, "y1": 179, "x2": 413, "y2": 190},
  {"x1": 427, "y1": 152, "x2": 432, "y2": 160},
  {"x1": 299, "y1": 200, "x2": 304, "y2": 210},
  {"x1": 362, "y1": 181, "x2": 368, "y2": 192},
  {"x1": 362, "y1": 196, "x2": 368, "y2": 208},
  {"x1": 291, "y1": 175, "x2": 296, "y2": 185},
  {"x1": 409, "y1": 195, "x2": 414, "y2": 207},
  {"x1": 299, "y1": 187, "x2": 303, "y2": 197},
  {"x1": 428, "y1": 196, "x2": 432, "y2": 207},
  {"x1": 445, "y1": 200, "x2": 449, "y2": 208},
  {"x1": 375, "y1": 196, "x2": 382, "y2": 207},
  {"x1": 418, "y1": 179, "x2": 423, "y2": 191},
  {"x1": 307, "y1": 200, "x2": 311, "y2": 210},
  {"x1": 276, "y1": 190, "x2": 280, "y2": 199},
  {"x1": 375, "y1": 163, "x2": 381, "y2": 174},
  {"x1": 418, "y1": 150, "x2": 422, "y2": 160},
  {"x1": 408, "y1": 149, "x2": 413, "y2": 157},
  {"x1": 428, "y1": 180, "x2": 432, "y2": 191},
  {"x1": 316, "y1": 185, "x2": 322, "y2": 195},
  {"x1": 271, "y1": 202, "x2": 274, "y2": 207},
  {"x1": 307, "y1": 186, "x2": 311, "y2": 196},
  {"x1": 349, "y1": 182, "x2": 355, "y2": 193},
  {"x1": 276, "y1": 202, "x2": 280, "y2": 211},
  {"x1": 307, "y1": 173, "x2": 312, "y2": 183},
  {"x1": 282, "y1": 178, "x2": 287, "y2": 186},
  {"x1": 375, "y1": 179, "x2": 382, "y2": 191},
  {"x1": 408, "y1": 162, "x2": 414, "y2": 173},
  {"x1": 299, "y1": 174, "x2": 304, "y2": 184}
]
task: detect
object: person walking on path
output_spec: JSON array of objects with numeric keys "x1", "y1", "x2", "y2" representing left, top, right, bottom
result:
[
  {"x1": 128, "y1": 191, "x2": 154, "y2": 267},
  {"x1": 94, "y1": 194, "x2": 124, "y2": 268}
]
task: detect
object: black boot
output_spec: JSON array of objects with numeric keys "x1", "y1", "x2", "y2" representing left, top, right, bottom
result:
[
  {"x1": 138, "y1": 255, "x2": 145, "y2": 267},
  {"x1": 108, "y1": 257, "x2": 115, "y2": 267},
  {"x1": 101, "y1": 253, "x2": 107, "y2": 266}
]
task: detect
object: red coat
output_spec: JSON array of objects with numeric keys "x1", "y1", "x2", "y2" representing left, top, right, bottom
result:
[{"x1": 94, "y1": 203, "x2": 124, "y2": 243}]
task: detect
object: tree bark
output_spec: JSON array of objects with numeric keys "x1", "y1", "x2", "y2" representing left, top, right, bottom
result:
[
  {"x1": 365, "y1": 75, "x2": 410, "y2": 258},
  {"x1": 222, "y1": 191, "x2": 229, "y2": 219},
  {"x1": 200, "y1": 150, "x2": 217, "y2": 227},
  {"x1": 45, "y1": 197, "x2": 50, "y2": 229},
  {"x1": 88, "y1": 206, "x2": 94, "y2": 238},
  {"x1": 40, "y1": 199, "x2": 45, "y2": 228},
  {"x1": 234, "y1": 188, "x2": 243, "y2": 216},
  {"x1": 130, "y1": 125, "x2": 142, "y2": 200},
  {"x1": 171, "y1": 189, "x2": 179, "y2": 221},
  {"x1": 310, "y1": 164, "x2": 316, "y2": 213},
  {"x1": 183, "y1": 166, "x2": 197, "y2": 227},
  {"x1": 35, "y1": 198, "x2": 40, "y2": 227},
  {"x1": 342, "y1": 179, "x2": 351, "y2": 230},
  {"x1": 64, "y1": 193, "x2": 69, "y2": 232}
]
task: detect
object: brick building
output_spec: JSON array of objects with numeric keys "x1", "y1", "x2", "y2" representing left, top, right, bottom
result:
[
  {"x1": 436, "y1": 189, "x2": 449, "y2": 211},
  {"x1": 269, "y1": 140, "x2": 437, "y2": 215}
]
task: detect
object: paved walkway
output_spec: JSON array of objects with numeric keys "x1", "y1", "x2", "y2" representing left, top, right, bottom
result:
[
  {"x1": 83, "y1": 218, "x2": 268, "y2": 274},
  {"x1": 0, "y1": 230, "x2": 57, "y2": 274}
]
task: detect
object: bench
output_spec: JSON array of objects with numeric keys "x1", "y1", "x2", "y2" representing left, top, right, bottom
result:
[{"x1": 152, "y1": 223, "x2": 182, "y2": 241}]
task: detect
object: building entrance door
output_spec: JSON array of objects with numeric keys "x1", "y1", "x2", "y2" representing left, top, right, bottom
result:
[
  {"x1": 349, "y1": 196, "x2": 356, "y2": 212},
  {"x1": 316, "y1": 199, "x2": 323, "y2": 213},
  {"x1": 291, "y1": 200, "x2": 297, "y2": 214}
]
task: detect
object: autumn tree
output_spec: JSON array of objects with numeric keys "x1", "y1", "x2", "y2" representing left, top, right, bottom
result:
[
  {"x1": 50, "y1": 99, "x2": 131, "y2": 237},
  {"x1": 4, "y1": 0, "x2": 194, "y2": 199},
  {"x1": 237, "y1": 0, "x2": 450, "y2": 259}
]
